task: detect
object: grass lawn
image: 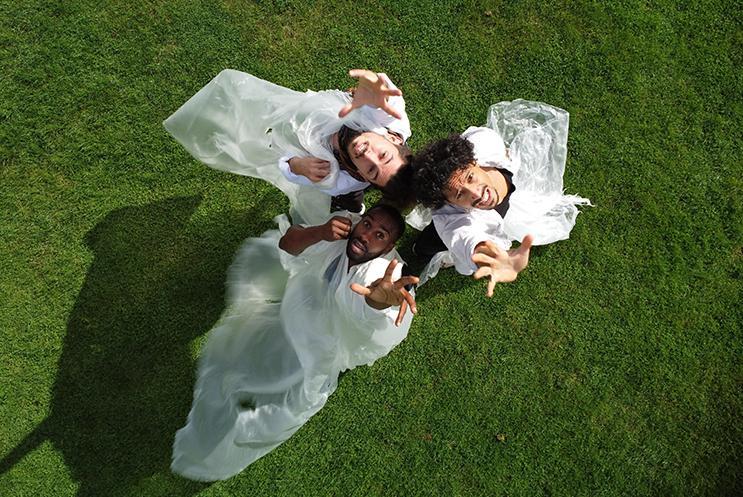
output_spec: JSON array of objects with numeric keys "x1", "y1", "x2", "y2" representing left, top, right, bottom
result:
[{"x1": 1, "y1": 0, "x2": 740, "y2": 496}]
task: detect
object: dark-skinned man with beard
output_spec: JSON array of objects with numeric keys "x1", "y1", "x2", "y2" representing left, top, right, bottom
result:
[{"x1": 171, "y1": 204, "x2": 417, "y2": 481}]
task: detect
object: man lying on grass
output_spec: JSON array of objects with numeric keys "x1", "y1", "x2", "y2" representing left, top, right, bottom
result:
[
  {"x1": 411, "y1": 100, "x2": 590, "y2": 296},
  {"x1": 171, "y1": 204, "x2": 417, "y2": 481},
  {"x1": 164, "y1": 69, "x2": 414, "y2": 223},
  {"x1": 280, "y1": 69, "x2": 415, "y2": 212}
]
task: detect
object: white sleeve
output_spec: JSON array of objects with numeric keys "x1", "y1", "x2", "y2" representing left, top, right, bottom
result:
[
  {"x1": 356, "y1": 73, "x2": 411, "y2": 141},
  {"x1": 331, "y1": 172, "x2": 370, "y2": 195},
  {"x1": 278, "y1": 155, "x2": 369, "y2": 195},
  {"x1": 433, "y1": 210, "x2": 511, "y2": 275}
]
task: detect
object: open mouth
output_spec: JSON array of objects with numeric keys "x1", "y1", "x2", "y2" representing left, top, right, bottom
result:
[
  {"x1": 475, "y1": 186, "x2": 498, "y2": 209},
  {"x1": 350, "y1": 238, "x2": 367, "y2": 255},
  {"x1": 353, "y1": 141, "x2": 368, "y2": 158}
]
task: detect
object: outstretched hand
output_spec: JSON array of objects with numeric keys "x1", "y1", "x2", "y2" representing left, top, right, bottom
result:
[
  {"x1": 338, "y1": 69, "x2": 403, "y2": 119},
  {"x1": 321, "y1": 216, "x2": 352, "y2": 241},
  {"x1": 350, "y1": 259, "x2": 419, "y2": 326},
  {"x1": 471, "y1": 235, "x2": 533, "y2": 297}
]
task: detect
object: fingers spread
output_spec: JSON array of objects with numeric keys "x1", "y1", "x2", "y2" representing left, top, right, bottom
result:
[
  {"x1": 519, "y1": 234, "x2": 534, "y2": 253},
  {"x1": 474, "y1": 240, "x2": 505, "y2": 257},
  {"x1": 350, "y1": 283, "x2": 371, "y2": 296},
  {"x1": 400, "y1": 288, "x2": 417, "y2": 314},
  {"x1": 338, "y1": 104, "x2": 353, "y2": 118},
  {"x1": 486, "y1": 276, "x2": 496, "y2": 298},
  {"x1": 383, "y1": 258, "x2": 398, "y2": 281},
  {"x1": 395, "y1": 300, "x2": 408, "y2": 327},
  {"x1": 473, "y1": 266, "x2": 492, "y2": 280},
  {"x1": 472, "y1": 252, "x2": 497, "y2": 266},
  {"x1": 393, "y1": 276, "x2": 419, "y2": 289},
  {"x1": 380, "y1": 103, "x2": 403, "y2": 120}
]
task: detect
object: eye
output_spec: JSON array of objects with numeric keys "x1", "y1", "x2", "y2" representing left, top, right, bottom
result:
[
  {"x1": 376, "y1": 231, "x2": 386, "y2": 240},
  {"x1": 467, "y1": 173, "x2": 474, "y2": 182},
  {"x1": 363, "y1": 220, "x2": 371, "y2": 228}
]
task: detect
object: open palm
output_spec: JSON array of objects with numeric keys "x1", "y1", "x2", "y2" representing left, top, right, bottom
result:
[
  {"x1": 350, "y1": 259, "x2": 418, "y2": 326},
  {"x1": 338, "y1": 69, "x2": 403, "y2": 119},
  {"x1": 471, "y1": 235, "x2": 533, "y2": 297}
]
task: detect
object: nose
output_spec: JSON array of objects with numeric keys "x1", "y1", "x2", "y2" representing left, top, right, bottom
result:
[
  {"x1": 359, "y1": 228, "x2": 373, "y2": 245},
  {"x1": 462, "y1": 184, "x2": 480, "y2": 201}
]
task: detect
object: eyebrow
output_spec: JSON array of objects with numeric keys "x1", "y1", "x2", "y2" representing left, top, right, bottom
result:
[
  {"x1": 450, "y1": 167, "x2": 474, "y2": 197},
  {"x1": 365, "y1": 213, "x2": 391, "y2": 236}
]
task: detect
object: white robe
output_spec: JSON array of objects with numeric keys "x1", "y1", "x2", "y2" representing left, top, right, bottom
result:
[
  {"x1": 410, "y1": 100, "x2": 591, "y2": 284},
  {"x1": 171, "y1": 214, "x2": 412, "y2": 481},
  {"x1": 164, "y1": 70, "x2": 410, "y2": 225}
]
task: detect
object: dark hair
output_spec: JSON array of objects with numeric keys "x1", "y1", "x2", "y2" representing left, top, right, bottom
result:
[
  {"x1": 335, "y1": 126, "x2": 412, "y2": 190},
  {"x1": 365, "y1": 203, "x2": 405, "y2": 241},
  {"x1": 335, "y1": 125, "x2": 364, "y2": 181},
  {"x1": 379, "y1": 157, "x2": 416, "y2": 210},
  {"x1": 412, "y1": 134, "x2": 475, "y2": 208}
]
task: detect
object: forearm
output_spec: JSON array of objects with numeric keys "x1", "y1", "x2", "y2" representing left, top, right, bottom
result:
[{"x1": 278, "y1": 225, "x2": 327, "y2": 255}]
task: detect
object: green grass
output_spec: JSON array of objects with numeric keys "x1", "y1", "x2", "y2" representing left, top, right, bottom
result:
[{"x1": 1, "y1": 0, "x2": 740, "y2": 496}]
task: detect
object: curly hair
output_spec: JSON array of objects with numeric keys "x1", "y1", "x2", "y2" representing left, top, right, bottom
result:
[{"x1": 412, "y1": 134, "x2": 475, "y2": 209}]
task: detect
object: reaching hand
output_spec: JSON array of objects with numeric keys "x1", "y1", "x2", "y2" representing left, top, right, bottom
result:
[
  {"x1": 288, "y1": 156, "x2": 331, "y2": 183},
  {"x1": 471, "y1": 235, "x2": 533, "y2": 297},
  {"x1": 321, "y1": 216, "x2": 352, "y2": 241},
  {"x1": 338, "y1": 69, "x2": 403, "y2": 119},
  {"x1": 350, "y1": 259, "x2": 419, "y2": 326}
]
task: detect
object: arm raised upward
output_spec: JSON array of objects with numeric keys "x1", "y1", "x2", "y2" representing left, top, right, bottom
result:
[{"x1": 279, "y1": 216, "x2": 352, "y2": 255}]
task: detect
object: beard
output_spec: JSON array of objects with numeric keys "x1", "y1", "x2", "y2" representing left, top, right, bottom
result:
[{"x1": 345, "y1": 236, "x2": 381, "y2": 266}]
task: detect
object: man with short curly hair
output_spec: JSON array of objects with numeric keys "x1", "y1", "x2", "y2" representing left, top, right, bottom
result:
[{"x1": 411, "y1": 100, "x2": 590, "y2": 296}]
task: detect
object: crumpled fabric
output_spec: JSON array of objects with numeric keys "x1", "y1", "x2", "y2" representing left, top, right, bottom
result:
[
  {"x1": 171, "y1": 214, "x2": 412, "y2": 481},
  {"x1": 164, "y1": 70, "x2": 393, "y2": 225},
  {"x1": 414, "y1": 99, "x2": 591, "y2": 283}
]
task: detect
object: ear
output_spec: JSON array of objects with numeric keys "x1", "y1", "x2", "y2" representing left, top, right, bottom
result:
[{"x1": 385, "y1": 132, "x2": 404, "y2": 146}]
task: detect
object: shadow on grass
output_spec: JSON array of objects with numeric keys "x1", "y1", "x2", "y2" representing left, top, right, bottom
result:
[{"x1": 1, "y1": 195, "x2": 276, "y2": 496}]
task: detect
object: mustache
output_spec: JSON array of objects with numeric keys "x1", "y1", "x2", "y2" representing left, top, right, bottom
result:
[{"x1": 351, "y1": 237, "x2": 367, "y2": 251}]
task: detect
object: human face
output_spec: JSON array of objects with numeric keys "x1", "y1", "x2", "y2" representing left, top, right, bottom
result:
[
  {"x1": 444, "y1": 163, "x2": 501, "y2": 210},
  {"x1": 346, "y1": 131, "x2": 406, "y2": 187},
  {"x1": 346, "y1": 210, "x2": 398, "y2": 266}
]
